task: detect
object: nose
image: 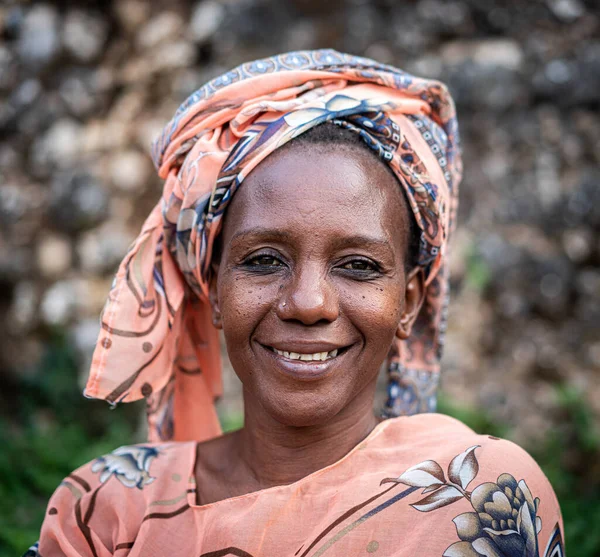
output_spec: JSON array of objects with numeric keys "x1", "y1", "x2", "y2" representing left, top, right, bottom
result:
[{"x1": 277, "y1": 262, "x2": 339, "y2": 325}]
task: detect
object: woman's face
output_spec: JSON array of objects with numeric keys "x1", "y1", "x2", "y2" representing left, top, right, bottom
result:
[{"x1": 211, "y1": 143, "x2": 424, "y2": 427}]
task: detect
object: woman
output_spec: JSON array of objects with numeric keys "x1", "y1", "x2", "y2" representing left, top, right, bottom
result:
[{"x1": 30, "y1": 50, "x2": 564, "y2": 557}]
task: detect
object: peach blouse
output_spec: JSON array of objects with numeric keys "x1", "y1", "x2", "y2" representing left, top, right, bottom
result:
[{"x1": 32, "y1": 414, "x2": 564, "y2": 557}]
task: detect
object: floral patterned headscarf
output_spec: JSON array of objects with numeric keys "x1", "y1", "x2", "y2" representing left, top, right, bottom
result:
[{"x1": 85, "y1": 49, "x2": 462, "y2": 442}]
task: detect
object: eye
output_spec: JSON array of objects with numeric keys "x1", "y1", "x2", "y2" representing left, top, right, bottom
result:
[
  {"x1": 341, "y1": 259, "x2": 377, "y2": 272},
  {"x1": 243, "y1": 251, "x2": 286, "y2": 270},
  {"x1": 336, "y1": 257, "x2": 382, "y2": 279},
  {"x1": 249, "y1": 255, "x2": 283, "y2": 267}
]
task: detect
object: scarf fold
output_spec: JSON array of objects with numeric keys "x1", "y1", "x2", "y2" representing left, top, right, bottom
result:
[{"x1": 85, "y1": 49, "x2": 462, "y2": 442}]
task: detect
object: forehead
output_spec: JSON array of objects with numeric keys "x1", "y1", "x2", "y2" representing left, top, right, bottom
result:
[{"x1": 221, "y1": 145, "x2": 410, "y2": 245}]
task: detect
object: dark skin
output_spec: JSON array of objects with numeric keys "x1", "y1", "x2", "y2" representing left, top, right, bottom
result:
[{"x1": 194, "y1": 142, "x2": 425, "y2": 506}]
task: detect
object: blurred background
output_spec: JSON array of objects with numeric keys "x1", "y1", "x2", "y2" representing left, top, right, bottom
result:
[{"x1": 0, "y1": 0, "x2": 599, "y2": 554}]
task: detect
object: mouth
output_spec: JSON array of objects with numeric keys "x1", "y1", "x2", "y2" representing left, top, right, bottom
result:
[
  {"x1": 268, "y1": 347, "x2": 343, "y2": 362},
  {"x1": 258, "y1": 343, "x2": 353, "y2": 381}
]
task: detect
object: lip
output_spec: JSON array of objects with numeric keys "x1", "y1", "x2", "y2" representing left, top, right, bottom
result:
[
  {"x1": 266, "y1": 341, "x2": 347, "y2": 354},
  {"x1": 257, "y1": 341, "x2": 354, "y2": 382}
]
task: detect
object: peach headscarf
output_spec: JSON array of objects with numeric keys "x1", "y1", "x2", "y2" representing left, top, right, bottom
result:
[{"x1": 85, "y1": 49, "x2": 462, "y2": 442}]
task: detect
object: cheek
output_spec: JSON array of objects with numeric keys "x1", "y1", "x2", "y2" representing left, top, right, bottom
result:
[
  {"x1": 219, "y1": 272, "x2": 273, "y2": 321},
  {"x1": 339, "y1": 281, "x2": 405, "y2": 344},
  {"x1": 218, "y1": 271, "x2": 279, "y2": 359}
]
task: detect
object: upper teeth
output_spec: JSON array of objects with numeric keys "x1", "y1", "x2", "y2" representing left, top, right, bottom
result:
[{"x1": 273, "y1": 349, "x2": 338, "y2": 361}]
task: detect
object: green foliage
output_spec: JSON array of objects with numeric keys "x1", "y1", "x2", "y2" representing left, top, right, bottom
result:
[
  {"x1": 0, "y1": 419, "x2": 138, "y2": 555},
  {"x1": 464, "y1": 248, "x2": 491, "y2": 292},
  {"x1": 532, "y1": 385, "x2": 600, "y2": 556},
  {"x1": 0, "y1": 332, "x2": 142, "y2": 556},
  {"x1": 218, "y1": 409, "x2": 244, "y2": 433},
  {"x1": 437, "y1": 395, "x2": 509, "y2": 439}
]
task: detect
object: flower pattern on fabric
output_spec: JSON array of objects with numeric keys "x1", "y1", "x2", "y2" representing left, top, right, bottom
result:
[
  {"x1": 451, "y1": 473, "x2": 542, "y2": 557},
  {"x1": 91, "y1": 445, "x2": 159, "y2": 489},
  {"x1": 382, "y1": 446, "x2": 564, "y2": 557}
]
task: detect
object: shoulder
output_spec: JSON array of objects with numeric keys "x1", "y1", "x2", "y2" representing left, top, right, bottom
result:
[
  {"x1": 383, "y1": 413, "x2": 546, "y2": 472},
  {"x1": 37, "y1": 441, "x2": 196, "y2": 556},
  {"x1": 403, "y1": 414, "x2": 558, "y2": 496},
  {"x1": 382, "y1": 413, "x2": 561, "y2": 514},
  {"x1": 88, "y1": 442, "x2": 194, "y2": 489},
  {"x1": 63, "y1": 441, "x2": 195, "y2": 506},
  {"x1": 381, "y1": 414, "x2": 565, "y2": 556}
]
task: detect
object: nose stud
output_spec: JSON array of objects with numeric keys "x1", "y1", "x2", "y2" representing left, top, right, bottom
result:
[{"x1": 282, "y1": 302, "x2": 287, "y2": 307}]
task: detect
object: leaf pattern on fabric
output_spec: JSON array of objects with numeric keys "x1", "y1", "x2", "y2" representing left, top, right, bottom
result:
[
  {"x1": 392, "y1": 447, "x2": 565, "y2": 557},
  {"x1": 448, "y1": 445, "x2": 479, "y2": 490},
  {"x1": 381, "y1": 459, "x2": 446, "y2": 488},
  {"x1": 411, "y1": 485, "x2": 464, "y2": 512}
]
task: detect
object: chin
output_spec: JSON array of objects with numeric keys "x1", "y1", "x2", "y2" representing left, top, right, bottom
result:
[{"x1": 261, "y1": 391, "x2": 347, "y2": 428}]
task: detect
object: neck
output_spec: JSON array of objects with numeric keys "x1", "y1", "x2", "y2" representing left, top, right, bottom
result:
[{"x1": 235, "y1": 388, "x2": 380, "y2": 489}]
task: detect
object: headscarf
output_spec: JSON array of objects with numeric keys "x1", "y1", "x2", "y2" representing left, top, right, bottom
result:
[{"x1": 85, "y1": 49, "x2": 462, "y2": 442}]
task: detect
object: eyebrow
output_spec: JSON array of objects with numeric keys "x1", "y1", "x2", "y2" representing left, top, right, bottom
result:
[
  {"x1": 229, "y1": 228, "x2": 394, "y2": 256},
  {"x1": 330, "y1": 235, "x2": 393, "y2": 251},
  {"x1": 229, "y1": 227, "x2": 294, "y2": 246}
]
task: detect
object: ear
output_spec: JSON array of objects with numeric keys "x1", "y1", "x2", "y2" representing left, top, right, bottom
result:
[
  {"x1": 208, "y1": 262, "x2": 223, "y2": 330},
  {"x1": 396, "y1": 267, "x2": 426, "y2": 340}
]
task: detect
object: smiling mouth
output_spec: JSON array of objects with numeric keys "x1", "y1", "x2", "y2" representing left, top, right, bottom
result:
[
  {"x1": 271, "y1": 348, "x2": 338, "y2": 361},
  {"x1": 262, "y1": 345, "x2": 350, "y2": 363}
]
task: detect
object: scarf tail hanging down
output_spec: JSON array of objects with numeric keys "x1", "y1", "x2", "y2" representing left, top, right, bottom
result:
[{"x1": 84, "y1": 50, "x2": 462, "y2": 442}]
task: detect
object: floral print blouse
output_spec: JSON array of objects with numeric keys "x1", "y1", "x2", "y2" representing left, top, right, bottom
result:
[{"x1": 28, "y1": 414, "x2": 564, "y2": 557}]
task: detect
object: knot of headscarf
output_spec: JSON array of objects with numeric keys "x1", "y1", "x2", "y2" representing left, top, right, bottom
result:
[{"x1": 85, "y1": 49, "x2": 462, "y2": 442}]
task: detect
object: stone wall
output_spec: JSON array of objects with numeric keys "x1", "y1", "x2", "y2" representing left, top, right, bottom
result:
[{"x1": 1, "y1": 0, "x2": 598, "y2": 447}]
